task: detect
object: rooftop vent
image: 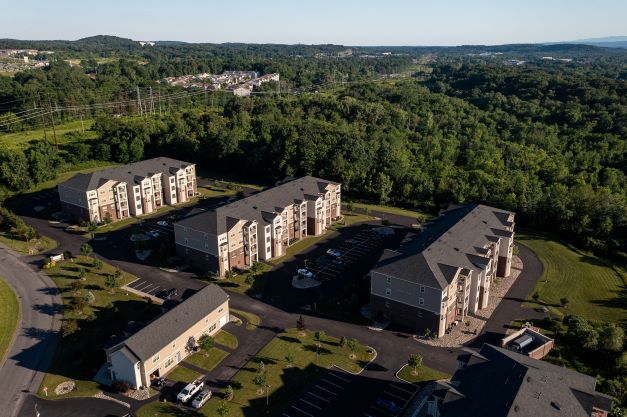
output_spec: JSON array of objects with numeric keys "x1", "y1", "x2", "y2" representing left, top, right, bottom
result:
[
  {"x1": 300, "y1": 187, "x2": 304, "y2": 191},
  {"x1": 551, "y1": 401, "x2": 561, "y2": 410},
  {"x1": 128, "y1": 171, "x2": 132, "y2": 174},
  {"x1": 253, "y1": 206, "x2": 258, "y2": 210},
  {"x1": 454, "y1": 247, "x2": 460, "y2": 251}
]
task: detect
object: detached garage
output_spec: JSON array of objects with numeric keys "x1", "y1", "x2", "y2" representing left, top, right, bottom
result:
[{"x1": 105, "y1": 284, "x2": 229, "y2": 389}]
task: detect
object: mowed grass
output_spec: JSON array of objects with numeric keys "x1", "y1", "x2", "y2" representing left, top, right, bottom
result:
[
  {"x1": 397, "y1": 364, "x2": 450, "y2": 384},
  {"x1": 38, "y1": 256, "x2": 162, "y2": 398},
  {"x1": 349, "y1": 202, "x2": 429, "y2": 221},
  {"x1": 176, "y1": 329, "x2": 373, "y2": 417},
  {"x1": 184, "y1": 347, "x2": 230, "y2": 373},
  {"x1": 167, "y1": 366, "x2": 203, "y2": 383},
  {"x1": 230, "y1": 309, "x2": 261, "y2": 330},
  {"x1": 518, "y1": 233, "x2": 627, "y2": 323},
  {"x1": 215, "y1": 330, "x2": 238, "y2": 350},
  {"x1": 0, "y1": 233, "x2": 57, "y2": 255},
  {"x1": 0, "y1": 119, "x2": 96, "y2": 149},
  {"x1": 0, "y1": 278, "x2": 19, "y2": 364}
]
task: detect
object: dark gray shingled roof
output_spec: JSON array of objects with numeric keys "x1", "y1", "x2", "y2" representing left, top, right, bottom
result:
[
  {"x1": 436, "y1": 344, "x2": 612, "y2": 417},
  {"x1": 59, "y1": 157, "x2": 194, "y2": 191},
  {"x1": 176, "y1": 176, "x2": 339, "y2": 235},
  {"x1": 108, "y1": 284, "x2": 228, "y2": 362},
  {"x1": 372, "y1": 204, "x2": 514, "y2": 289}
]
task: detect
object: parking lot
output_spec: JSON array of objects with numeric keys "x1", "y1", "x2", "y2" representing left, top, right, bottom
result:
[
  {"x1": 303, "y1": 230, "x2": 383, "y2": 282},
  {"x1": 282, "y1": 369, "x2": 419, "y2": 417}
]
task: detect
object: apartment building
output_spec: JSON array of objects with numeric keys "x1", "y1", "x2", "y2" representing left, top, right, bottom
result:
[
  {"x1": 105, "y1": 284, "x2": 229, "y2": 389},
  {"x1": 174, "y1": 176, "x2": 341, "y2": 276},
  {"x1": 405, "y1": 344, "x2": 612, "y2": 417},
  {"x1": 57, "y1": 157, "x2": 197, "y2": 224},
  {"x1": 370, "y1": 204, "x2": 515, "y2": 337}
]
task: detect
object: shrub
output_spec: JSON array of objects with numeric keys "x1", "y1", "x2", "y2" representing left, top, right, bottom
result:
[
  {"x1": 111, "y1": 380, "x2": 130, "y2": 393},
  {"x1": 245, "y1": 274, "x2": 255, "y2": 285},
  {"x1": 93, "y1": 259, "x2": 103, "y2": 270},
  {"x1": 61, "y1": 319, "x2": 79, "y2": 337},
  {"x1": 314, "y1": 330, "x2": 325, "y2": 342},
  {"x1": 198, "y1": 334, "x2": 214, "y2": 352},
  {"x1": 224, "y1": 385, "x2": 234, "y2": 401}
]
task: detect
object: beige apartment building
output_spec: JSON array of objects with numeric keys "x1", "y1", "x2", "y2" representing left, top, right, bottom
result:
[
  {"x1": 105, "y1": 284, "x2": 229, "y2": 389},
  {"x1": 57, "y1": 157, "x2": 197, "y2": 224},
  {"x1": 370, "y1": 204, "x2": 515, "y2": 338},
  {"x1": 174, "y1": 176, "x2": 341, "y2": 276}
]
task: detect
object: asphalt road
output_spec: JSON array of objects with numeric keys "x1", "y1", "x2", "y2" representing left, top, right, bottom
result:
[
  {"x1": 17, "y1": 395, "x2": 128, "y2": 417},
  {"x1": 0, "y1": 244, "x2": 62, "y2": 417}
]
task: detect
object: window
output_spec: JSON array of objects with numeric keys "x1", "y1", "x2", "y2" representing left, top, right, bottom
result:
[
  {"x1": 219, "y1": 307, "x2": 223, "y2": 313},
  {"x1": 171, "y1": 186, "x2": 176, "y2": 191},
  {"x1": 208, "y1": 323, "x2": 217, "y2": 333},
  {"x1": 136, "y1": 195, "x2": 141, "y2": 201},
  {"x1": 419, "y1": 298, "x2": 424, "y2": 305},
  {"x1": 204, "y1": 243, "x2": 209, "y2": 249},
  {"x1": 136, "y1": 204, "x2": 142, "y2": 210},
  {"x1": 386, "y1": 277, "x2": 391, "y2": 284},
  {"x1": 152, "y1": 354, "x2": 159, "y2": 363},
  {"x1": 385, "y1": 288, "x2": 391, "y2": 296},
  {"x1": 164, "y1": 357, "x2": 174, "y2": 368},
  {"x1": 384, "y1": 301, "x2": 390, "y2": 308},
  {"x1": 172, "y1": 342, "x2": 176, "y2": 348}
]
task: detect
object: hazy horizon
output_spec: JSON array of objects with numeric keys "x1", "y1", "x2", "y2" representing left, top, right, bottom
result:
[{"x1": 1, "y1": 0, "x2": 626, "y2": 46}]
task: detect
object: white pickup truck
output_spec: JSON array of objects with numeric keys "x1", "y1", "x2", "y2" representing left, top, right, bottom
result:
[{"x1": 177, "y1": 379, "x2": 204, "y2": 403}]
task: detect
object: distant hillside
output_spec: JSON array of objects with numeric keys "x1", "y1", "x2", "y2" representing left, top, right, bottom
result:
[
  {"x1": 76, "y1": 35, "x2": 138, "y2": 48},
  {"x1": 562, "y1": 36, "x2": 627, "y2": 49}
]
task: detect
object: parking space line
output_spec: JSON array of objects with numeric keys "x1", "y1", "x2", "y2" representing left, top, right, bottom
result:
[
  {"x1": 314, "y1": 385, "x2": 337, "y2": 396},
  {"x1": 283, "y1": 413, "x2": 292, "y2": 417},
  {"x1": 370, "y1": 405, "x2": 396, "y2": 416},
  {"x1": 384, "y1": 390, "x2": 408, "y2": 402},
  {"x1": 126, "y1": 279, "x2": 140, "y2": 288},
  {"x1": 389, "y1": 384, "x2": 415, "y2": 395},
  {"x1": 129, "y1": 280, "x2": 147, "y2": 289},
  {"x1": 146, "y1": 285, "x2": 160, "y2": 294},
  {"x1": 328, "y1": 373, "x2": 350, "y2": 383},
  {"x1": 299, "y1": 398, "x2": 322, "y2": 410},
  {"x1": 291, "y1": 406, "x2": 314, "y2": 417},
  {"x1": 321, "y1": 378, "x2": 344, "y2": 389},
  {"x1": 135, "y1": 282, "x2": 153, "y2": 292},
  {"x1": 306, "y1": 391, "x2": 329, "y2": 403}
]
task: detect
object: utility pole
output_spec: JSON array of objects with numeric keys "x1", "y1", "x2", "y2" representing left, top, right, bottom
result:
[
  {"x1": 47, "y1": 96, "x2": 58, "y2": 150},
  {"x1": 158, "y1": 86, "x2": 162, "y2": 115},
  {"x1": 149, "y1": 87, "x2": 154, "y2": 115},
  {"x1": 37, "y1": 97, "x2": 49, "y2": 145},
  {"x1": 136, "y1": 86, "x2": 143, "y2": 116}
]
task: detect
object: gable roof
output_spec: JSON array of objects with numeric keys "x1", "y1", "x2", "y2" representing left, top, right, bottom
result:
[
  {"x1": 176, "y1": 176, "x2": 339, "y2": 235},
  {"x1": 438, "y1": 344, "x2": 612, "y2": 417},
  {"x1": 107, "y1": 284, "x2": 228, "y2": 362},
  {"x1": 59, "y1": 157, "x2": 194, "y2": 192},
  {"x1": 371, "y1": 204, "x2": 514, "y2": 289}
]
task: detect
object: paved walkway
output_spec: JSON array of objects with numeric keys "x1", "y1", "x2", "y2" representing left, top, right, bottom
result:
[{"x1": 0, "y1": 244, "x2": 62, "y2": 417}]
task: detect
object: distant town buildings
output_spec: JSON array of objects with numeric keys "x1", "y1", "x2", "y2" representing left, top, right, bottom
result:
[
  {"x1": 174, "y1": 176, "x2": 341, "y2": 276},
  {"x1": 162, "y1": 71, "x2": 280, "y2": 96},
  {"x1": 57, "y1": 157, "x2": 197, "y2": 224},
  {"x1": 0, "y1": 49, "x2": 50, "y2": 73},
  {"x1": 370, "y1": 204, "x2": 515, "y2": 338}
]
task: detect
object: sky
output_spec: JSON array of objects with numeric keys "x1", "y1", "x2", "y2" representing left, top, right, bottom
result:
[{"x1": 1, "y1": 0, "x2": 626, "y2": 46}]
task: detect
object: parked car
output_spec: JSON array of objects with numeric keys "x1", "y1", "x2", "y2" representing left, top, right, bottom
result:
[
  {"x1": 376, "y1": 397, "x2": 401, "y2": 413},
  {"x1": 151, "y1": 377, "x2": 166, "y2": 388},
  {"x1": 157, "y1": 288, "x2": 178, "y2": 300},
  {"x1": 146, "y1": 230, "x2": 160, "y2": 238},
  {"x1": 326, "y1": 249, "x2": 342, "y2": 257},
  {"x1": 345, "y1": 238, "x2": 358, "y2": 245},
  {"x1": 297, "y1": 268, "x2": 314, "y2": 279},
  {"x1": 191, "y1": 390, "x2": 212, "y2": 408},
  {"x1": 177, "y1": 380, "x2": 204, "y2": 402},
  {"x1": 156, "y1": 220, "x2": 169, "y2": 227}
]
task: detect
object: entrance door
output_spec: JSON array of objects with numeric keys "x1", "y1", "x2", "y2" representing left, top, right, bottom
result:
[
  {"x1": 219, "y1": 315, "x2": 227, "y2": 327},
  {"x1": 176, "y1": 351, "x2": 181, "y2": 363}
]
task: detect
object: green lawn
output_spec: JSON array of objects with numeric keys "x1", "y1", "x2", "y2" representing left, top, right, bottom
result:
[
  {"x1": 230, "y1": 309, "x2": 261, "y2": 330},
  {"x1": 518, "y1": 233, "x2": 627, "y2": 323},
  {"x1": 349, "y1": 202, "x2": 429, "y2": 221},
  {"x1": 23, "y1": 162, "x2": 117, "y2": 196},
  {"x1": 209, "y1": 263, "x2": 271, "y2": 295},
  {"x1": 197, "y1": 185, "x2": 236, "y2": 198},
  {"x1": 0, "y1": 119, "x2": 96, "y2": 149},
  {"x1": 0, "y1": 233, "x2": 57, "y2": 255},
  {"x1": 397, "y1": 364, "x2": 450, "y2": 384},
  {"x1": 146, "y1": 328, "x2": 375, "y2": 417},
  {"x1": 167, "y1": 366, "x2": 203, "y2": 383},
  {"x1": 136, "y1": 402, "x2": 191, "y2": 417},
  {"x1": 334, "y1": 212, "x2": 374, "y2": 227},
  {"x1": 215, "y1": 330, "x2": 238, "y2": 350},
  {"x1": 0, "y1": 277, "x2": 19, "y2": 364},
  {"x1": 38, "y1": 256, "x2": 162, "y2": 399},
  {"x1": 184, "y1": 347, "x2": 230, "y2": 373}
]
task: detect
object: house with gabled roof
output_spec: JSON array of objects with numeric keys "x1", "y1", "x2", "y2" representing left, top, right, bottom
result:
[
  {"x1": 105, "y1": 284, "x2": 228, "y2": 389},
  {"x1": 370, "y1": 204, "x2": 515, "y2": 337}
]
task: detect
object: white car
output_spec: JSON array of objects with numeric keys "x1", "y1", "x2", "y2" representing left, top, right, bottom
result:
[
  {"x1": 146, "y1": 230, "x2": 160, "y2": 238},
  {"x1": 177, "y1": 380, "x2": 204, "y2": 403},
  {"x1": 191, "y1": 390, "x2": 212, "y2": 408},
  {"x1": 156, "y1": 220, "x2": 169, "y2": 227},
  {"x1": 326, "y1": 249, "x2": 341, "y2": 257},
  {"x1": 297, "y1": 268, "x2": 314, "y2": 279}
]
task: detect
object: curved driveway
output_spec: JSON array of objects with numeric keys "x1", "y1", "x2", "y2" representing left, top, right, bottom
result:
[{"x1": 0, "y1": 244, "x2": 62, "y2": 417}]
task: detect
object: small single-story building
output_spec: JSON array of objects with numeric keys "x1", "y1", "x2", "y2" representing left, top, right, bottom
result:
[
  {"x1": 501, "y1": 326, "x2": 554, "y2": 359},
  {"x1": 105, "y1": 284, "x2": 229, "y2": 389}
]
